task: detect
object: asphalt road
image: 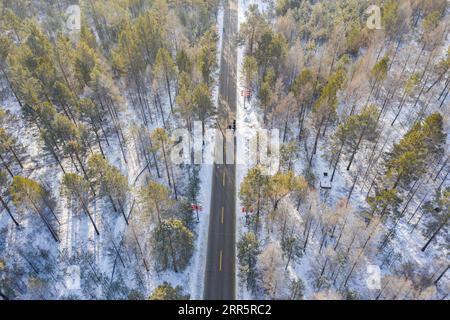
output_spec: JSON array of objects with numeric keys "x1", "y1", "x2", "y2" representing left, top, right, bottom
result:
[{"x1": 203, "y1": 0, "x2": 238, "y2": 300}]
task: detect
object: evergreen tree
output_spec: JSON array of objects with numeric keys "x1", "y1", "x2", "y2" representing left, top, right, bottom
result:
[
  {"x1": 0, "y1": 169, "x2": 19, "y2": 226},
  {"x1": 88, "y1": 153, "x2": 129, "y2": 223},
  {"x1": 330, "y1": 104, "x2": 380, "y2": 171},
  {"x1": 176, "y1": 48, "x2": 192, "y2": 75},
  {"x1": 239, "y1": 166, "x2": 269, "y2": 233},
  {"x1": 198, "y1": 27, "x2": 218, "y2": 86},
  {"x1": 150, "y1": 128, "x2": 177, "y2": 198},
  {"x1": 149, "y1": 282, "x2": 189, "y2": 300},
  {"x1": 153, "y1": 218, "x2": 194, "y2": 272},
  {"x1": 267, "y1": 171, "x2": 307, "y2": 212},
  {"x1": 310, "y1": 69, "x2": 347, "y2": 165},
  {"x1": 192, "y1": 83, "x2": 215, "y2": 138},
  {"x1": 61, "y1": 173, "x2": 100, "y2": 235},
  {"x1": 0, "y1": 107, "x2": 24, "y2": 173},
  {"x1": 384, "y1": 113, "x2": 446, "y2": 189},
  {"x1": 140, "y1": 181, "x2": 172, "y2": 225},
  {"x1": 242, "y1": 55, "x2": 258, "y2": 90},
  {"x1": 421, "y1": 188, "x2": 449, "y2": 252},
  {"x1": 175, "y1": 72, "x2": 195, "y2": 131},
  {"x1": 9, "y1": 176, "x2": 59, "y2": 241},
  {"x1": 367, "y1": 188, "x2": 401, "y2": 219},
  {"x1": 237, "y1": 232, "x2": 260, "y2": 291},
  {"x1": 154, "y1": 48, "x2": 177, "y2": 112}
]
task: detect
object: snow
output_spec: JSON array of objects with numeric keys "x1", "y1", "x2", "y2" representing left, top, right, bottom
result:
[
  {"x1": 232, "y1": 0, "x2": 450, "y2": 300},
  {"x1": 0, "y1": 2, "x2": 226, "y2": 297},
  {"x1": 0, "y1": 0, "x2": 448, "y2": 301},
  {"x1": 187, "y1": 4, "x2": 224, "y2": 299},
  {"x1": 235, "y1": 0, "x2": 270, "y2": 300}
]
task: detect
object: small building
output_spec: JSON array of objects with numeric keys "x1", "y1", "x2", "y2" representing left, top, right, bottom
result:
[{"x1": 320, "y1": 170, "x2": 332, "y2": 189}]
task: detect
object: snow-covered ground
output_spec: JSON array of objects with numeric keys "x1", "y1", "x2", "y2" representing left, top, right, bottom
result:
[
  {"x1": 234, "y1": 0, "x2": 449, "y2": 300},
  {"x1": 188, "y1": 3, "x2": 225, "y2": 299},
  {"x1": 0, "y1": 1, "x2": 227, "y2": 299}
]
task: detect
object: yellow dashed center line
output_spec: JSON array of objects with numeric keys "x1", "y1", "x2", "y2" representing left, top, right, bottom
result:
[
  {"x1": 222, "y1": 169, "x2": 226, "y2": 186},
  {"x1": 219, "y1": 250, "x2": 223, "y2": 272},
  {"x1": 221, "y1": 207, "x2": 224, "y2": 224}
]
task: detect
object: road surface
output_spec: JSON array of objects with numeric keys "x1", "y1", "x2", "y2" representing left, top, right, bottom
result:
[{"x1": 203, "y1": 0, "x2": 238, "y2": 300}]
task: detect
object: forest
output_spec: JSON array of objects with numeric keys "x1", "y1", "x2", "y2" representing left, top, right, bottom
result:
[
  {"x1": 236, "y1": 0, "x2": 449, "y2": 300},
  {"x1": 0, "y1": 0, "x2": 449, "y2": 300}
]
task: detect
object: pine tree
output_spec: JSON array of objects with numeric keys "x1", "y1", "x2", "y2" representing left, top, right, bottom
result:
[
  {"x1": 198, "y1": 27, "x2": 218, "y2": 86},
  {"x1": 0, "y1": 34, "x2": 23, "y2": 107},
  {"x1": 427, "y1": 45, "x2": 450, "y2": 92},
  {"x1": 176, "y1": 48, "x2": 192, "y2": 75},
  {"x1": 290, "y1": 68, "x2": 314, "y2": 139},
  {"x1": 153, "y1": 218, "x2": 194, "y2": 272},
  {"x1": 239, "y1": 4, "x2": 267, "y2": 55},
  {"x1": 150, "y1": 128, "x2": 177, "y2": 198},
  {"x1": 148, "y1": 282, "x2": 189, "y2": 300},
  {"x1": 289, "y1": 278, "x2": 305, "y2": 300},
  {"x1": 259, "y1": 69, "x2": 276, "y2": 124},
  {"x1": 2, "y1": 9, "x2": 25, "y2": 43},
  {"x1": 78, "y1": 98, "x2": 109, "y2": 158},
  {"x1": 88, "y1": 154, "x2": 129, "y2": 224},
  {"x1": 279, "y1": 141, "x2": 298, "y2": 172},
  {"x1": 74, "y1": 40, "x2": 100, "y2": 89},
  {"x1": 242, "y1": 55, "x2": 258, "y2": 90},
  {"x1": 154, "y1": 48, "x2": 177, "y2": 112},
  {"x1": 255, "y1": 29, "x2": 287, "y2": 77},
  {"x1": 237, "y1": 232, "x2": 260, "y2": 291},
  {"x1": 0, "y1": 170, "x2": 19, "y2": 226},
  {"x1": 23, "y1": 21, "x2": 57, "y2": 95},
  {"x1": 330, "y1": 104, "x2": 380, "y2": 172},
  {"x1": 239, "y1": 166, "x2": 269, "y2": 233},
  {"x1": 384, "y1": 113, "x2": 446, "y2": 189},
  {"x1": 61, "y1": 173, "x2": 99, "y2": 235},
  {"x1": 382, "y1": 0, "x2": 409, "y2": 41},
  {"x1": 175, "y1": 72, "x2": 195, "y2": 131},
  {"x1": 54, "y1": 35, "x2": 79, "y2": 99},
  {"x1": 421, "y1": 188, "x2": 449, "y2": 252},
  {"x1": 0, "y1": 107, "x2": 24, "y2": 174},
  {"x1": 140, "y1": 181, "x2": 172, "y2": 225},
  {"x1": 267, "y1": 171, "x2": 307, "y2": 212},
  {"x1": 421, "y1": 113, "x2": 446, "y2": 161},
  {"x1": 310, "y1": 69, "x2": 347, "y2": 165},
  {"x1": 135, "y1": 10, "x2": 165, "y2": 65},
  {"x1": 281, "y1": 227, "x2": 303, "y2": 270},
  {"x1": 391, "y1": 72, "x2": 421, "y2": 126},
  {"x1": 369, "y1": 54, "x2": 389, "y2": 101},
  {"x1": 9, "y1": 176, "x2": 59, "y2": 241},
  {"x1": 193, "y1": 83, "x2": 215, "y2": 138},
  {"x1": 367, "y1": 188, "x2": 401, "y2": 219}
]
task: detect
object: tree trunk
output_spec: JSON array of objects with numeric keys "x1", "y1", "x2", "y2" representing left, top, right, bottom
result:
[
  {"x1": 347, "y1": 174, "x2": 358, "y2": 204},
  {"x1": 165, "y1": 74, "x2": 173, "y2": 112},
  {"x1": 309, "y1": 116, "x2": 325, "y2": 166},
  {"x1": 0, "y1": 153, "x2": 13, "y2": 177},
  {"x1": 161, "y1": 141, "x2": 172, "y2": 187},
  {"x1": 303, "y1": 219, "x2": 313, "y2": 252},
  {"x1": 331, "y1": 139, "x2": 344, "y2": 182},
  {"x1": 77, "y1": 193, "x2": 100, "y2": 236},
  {"x1": 434, "y1": 265, "x2": 449, "y2": 285},
  {"x1": 0, "y1": 194, "x2": 19, "y2": 226},
  {"x1": 30, "y1": 197, "x2": 59, "y2": 242},
  {"x1": 347, "y1": 129, "x2": 366, "y2": 171},
  {"x1": 421, "y1": 215, "x2": 448, "y2": 252},
  {"x1": 334, "y1": 214, "x2": 348, "y2": 251}
]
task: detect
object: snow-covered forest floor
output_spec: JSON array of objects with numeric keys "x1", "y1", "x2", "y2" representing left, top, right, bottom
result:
[
  {"x1": 0, "y1": 0, "x2": 225, "y2": 300},
  {"x1": 0, "y1": 0, "x2": 449, "y2": 300},
  {"x1": 235, "y1": 0, "x2": 449, "y2": 300}
]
